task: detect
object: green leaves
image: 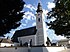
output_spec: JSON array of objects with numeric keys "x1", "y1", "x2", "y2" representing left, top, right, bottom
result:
[
  {"x1": 0, "y1": 0, "x2": 25, "y2": 36},
  {"x1": 47, "y1": 0, "x2": 70, "y2": 35}
]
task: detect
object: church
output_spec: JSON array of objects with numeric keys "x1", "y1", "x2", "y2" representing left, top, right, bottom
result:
[
  {"x1": 11, "y1": 1, "x2": 70, "y2": 47},
  {"x1": 12, "y1": 2, "x2": 47, "y2": 46}
]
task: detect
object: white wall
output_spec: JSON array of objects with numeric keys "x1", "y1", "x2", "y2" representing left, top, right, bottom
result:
[
  {"x1": 0, "y1": 43, "x2": 14, "y2": 47},
  {"x1": 18, "y1": 35, "x2": 36, "y2": 46},
  {"x1": 14, "y1": 43, "x2": 20, "y2": 46}
]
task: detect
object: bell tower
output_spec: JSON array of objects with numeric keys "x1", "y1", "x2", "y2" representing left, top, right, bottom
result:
[{"x1": 36, "y1": 0, "x2": 47, "y2": 46}]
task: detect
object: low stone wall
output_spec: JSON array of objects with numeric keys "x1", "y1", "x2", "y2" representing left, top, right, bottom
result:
[
  {"x1": 0, "y1": 47, "x2": 65, "y2": 52},
  {"x1": 0, "y1": 47, "x2": 28, "y2": 52}
]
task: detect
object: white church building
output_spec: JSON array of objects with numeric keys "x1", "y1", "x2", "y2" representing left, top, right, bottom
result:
[
  {"x1": 12, "y1": 1, "x2": 69, "y2": 47},
  {"x1": 12, "y1": 2, "x2": 47, "y2": 46}
]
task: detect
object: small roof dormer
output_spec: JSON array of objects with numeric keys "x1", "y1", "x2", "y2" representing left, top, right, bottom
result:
[{"x1": 36, "y1": 0, "x2": 43, "y2": 13}]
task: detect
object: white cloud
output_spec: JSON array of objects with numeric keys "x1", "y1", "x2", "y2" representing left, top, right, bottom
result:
[
  {"x1": 47, "y1": 2, "x2": 55, "y2": 10},
  {"x1": 32, "y1": 22, "x2": 36, "y2": 26},
  {"x1": 24, "y1": 4, "x2": 37, "y2": 11},
  {"x1": 5, "y1": 29, "x2": 16, "y2": 38},
  {"x1": 50, "y1": 17, "x2": 56, "y2": 22},
  {"x1": 15, "y1": 11, "x2": 36, "y2": 30},
  {"x1": 23, "y1": 11, "x2": 36, "y2": 20},
  {"x1": 43, "y1": 9, "x2": 48, "y2": 16},
  {"x1": 8, "y1": 29, "x2": 15, "y2": 35},
  {"x1": 47, "y1": 29, "x2": 67, "y2": 43}
]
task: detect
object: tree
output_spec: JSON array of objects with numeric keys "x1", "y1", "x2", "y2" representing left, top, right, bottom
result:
[
  {"x1": 47, "y1": 0, "x2": 70, "y2": 35},
  {"x1": 0, "y1": 0, "x2": 25, "y2": 36}
]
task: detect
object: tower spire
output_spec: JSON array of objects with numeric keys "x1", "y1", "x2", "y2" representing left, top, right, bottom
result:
[
  {"x1": 36, "y1": 0, "x2": 47, "y2": 46},
  {"x1": 36, "y1": 0, "x2": 43, "y2": 13}
]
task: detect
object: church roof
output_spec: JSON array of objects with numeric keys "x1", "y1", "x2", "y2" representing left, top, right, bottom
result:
[
  {"x1": 0, "y1": 38, "x2": 13, "y2": 43},
  {"x1": 12, "y1": 26, "x2": 37, "y2": 42},
  {"x1": 13, "y1": 26, "x2": 36, "y2": 37}
]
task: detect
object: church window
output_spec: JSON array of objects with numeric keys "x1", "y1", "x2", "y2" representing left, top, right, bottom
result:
[{"x1": 38, "y1": 18, "x2": 40, "y2": 22}]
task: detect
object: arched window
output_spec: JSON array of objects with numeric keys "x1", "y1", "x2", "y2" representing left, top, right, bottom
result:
[{"x1": 38, "y1": 18, "x2": 40, "y2": 22}]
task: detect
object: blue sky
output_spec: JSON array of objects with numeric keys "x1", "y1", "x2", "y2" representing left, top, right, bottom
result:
[
  {"x1": 24, "y1": 0, "x2": 53, "y2": 10},
  {"x1": 4, "y1": 0, "x2": 67, "y2": 43}
]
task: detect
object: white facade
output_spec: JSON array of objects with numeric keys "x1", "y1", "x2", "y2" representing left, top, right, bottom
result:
[
  {"x1": 0, "y1": 38, "x2": 14, "y2": 47},
  {"x1": 0, "y1": 43, "x2": 14, "y2": 47},
  {"x1": 18, "y1": 35, "x2": 36, "y2": 46},
  {"x1": 14, "y1": 43, "x2": 20, "y2": 46}
]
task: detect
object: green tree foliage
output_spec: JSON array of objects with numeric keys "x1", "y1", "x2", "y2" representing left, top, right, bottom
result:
[
  {"x1": 47, "y1": 0, "x2": 70, "y2": 35},
  {"x1": 0, "y1": 0, "x2": 25, "y2": 36}
]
